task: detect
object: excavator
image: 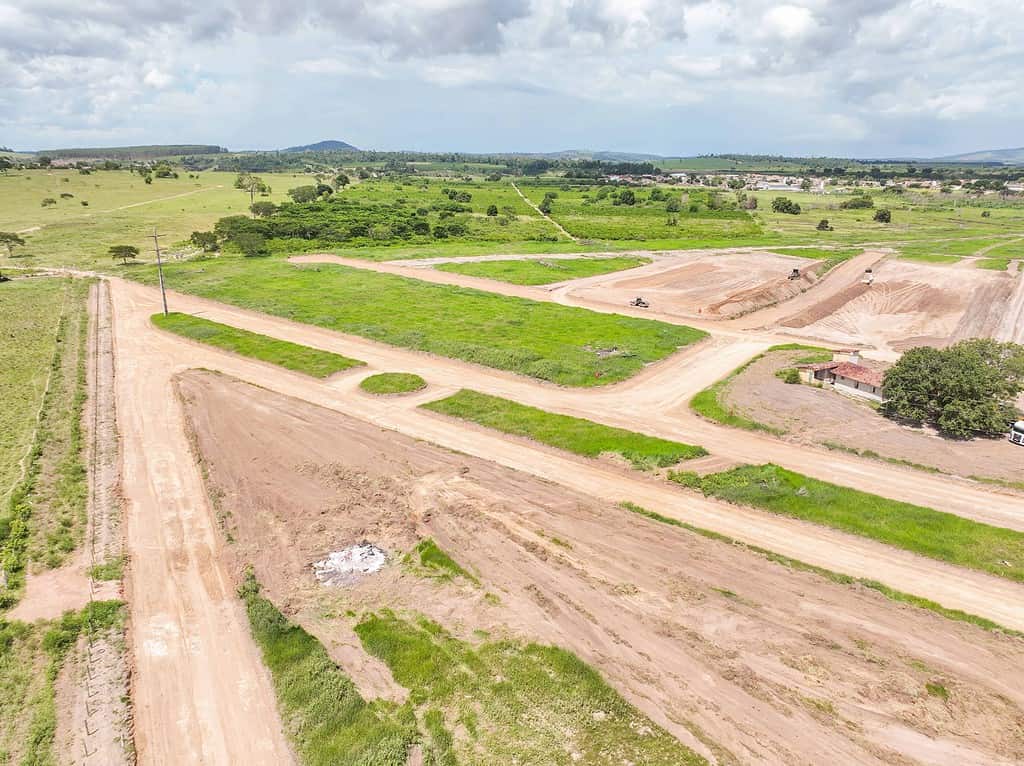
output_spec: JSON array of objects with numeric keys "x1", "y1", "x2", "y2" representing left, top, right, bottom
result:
[{"x1": 629, "y1": 296, "x2": 650, "y2": 308}]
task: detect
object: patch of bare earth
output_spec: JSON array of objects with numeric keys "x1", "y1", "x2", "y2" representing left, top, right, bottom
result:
[
  {"x1": 722, "y1": 350, "x2": 1024, "y2": 484},
  {"x1": 179, "y1": 369, "x2": 1024, "y2": 766},
  {"x1": 564, "y1": 251, "x2": 821, "y2": 319},
  {"x1": 776, "y1": 260, "x2": 1014, "y2": 353}
]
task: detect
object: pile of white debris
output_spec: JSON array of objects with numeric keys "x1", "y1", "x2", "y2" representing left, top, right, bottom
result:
[{"x1": 313, "y1": 543, "x2": 387, "y2": 586}]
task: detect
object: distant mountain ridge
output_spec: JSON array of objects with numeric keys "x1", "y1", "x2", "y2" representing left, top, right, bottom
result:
[
  {"x1": 930, "y1": 147, "x2": 1024, "y2": 164},
  {"x1": 281, "y1": 140, "x2": 359, "y2": 153}
]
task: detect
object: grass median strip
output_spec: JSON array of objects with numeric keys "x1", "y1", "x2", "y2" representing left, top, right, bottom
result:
[
  {"x1": 669, "y1": 464, "x2": 1024, "y2": 583},
  {"x1": 618, "y1": 502, "x2": 1021, "y2": 637},
  {"x1": 134, "y1": 256, "x2": 706, "y2": 387},
  {"x1": 422, "y1": 389, "x2": 707, "y2": 469},
  {"x1": 151, "y1": 312, "x2": 364, "y2": 377},
  {"x1": 434, "y1": 255, "x2": 651, "y2": 285}
]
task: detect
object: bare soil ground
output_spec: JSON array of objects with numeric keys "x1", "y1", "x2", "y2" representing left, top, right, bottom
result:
[
  {"x1": 179, "y1": 369, "x2": 1024, "y2": 766},
  {"x1": 722, "y1": 350, "x2": 1024, "y2": 484},
  {"x1": 562, "y1": 251, "x2": 821, "y2": 319},
  {"x1": 776, "y1": 260, "x2": 1015, "y2": 353}
]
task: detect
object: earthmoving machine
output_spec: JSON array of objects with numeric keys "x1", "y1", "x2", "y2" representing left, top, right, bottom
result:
[
  {"x1": 788, "y1": 268, "x2": 800, "y2": 280},
  {"x1": 1010, "y1": 421, "x2": 1024, "y2": 446},
  {"x1": 862, "y1": 268, "x2": 875, "y2": 285},
  {"x1": 630, "y1": 296, "x2": 650, "y2": 308}
]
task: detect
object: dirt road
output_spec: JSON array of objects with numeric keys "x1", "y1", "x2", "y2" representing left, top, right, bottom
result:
[
  {"x1": 997, "y1": 268, "x2": 1024, "y2": 343},
  {"x1": 113, "y1": 278, "x2": 1024, "y2": 632},
  {"x1": 181, "y1": 369, "x2": 1024, "y2": 766},
  {"x1": 112, "y1": 284, "x2": 294, "y2": 764}
]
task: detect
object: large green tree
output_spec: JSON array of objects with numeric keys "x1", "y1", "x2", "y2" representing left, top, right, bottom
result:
[
  {"x1": 882, "y1": 339, "x2": 1024, "y2": 438},
  {"x1": 0, "y1": 231, "x2": 26, "y2": 258}
]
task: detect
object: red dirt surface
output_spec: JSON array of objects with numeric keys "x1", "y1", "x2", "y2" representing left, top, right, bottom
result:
[{"x1": 179, "y1": 369, "x2": 1024, "y2": 766}]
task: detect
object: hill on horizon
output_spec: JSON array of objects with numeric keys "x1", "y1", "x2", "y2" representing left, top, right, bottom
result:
[
  {"x1": 281, "y1": 139, "x2": 359, "y2": 153},
  {"x1": 931, "y1": 147, "x2": 1024, "y2": 164}
]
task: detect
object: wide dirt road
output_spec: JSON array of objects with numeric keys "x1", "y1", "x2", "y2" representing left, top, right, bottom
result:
[
  {"x1": 113, "y1": 283, "x2": 294, "y2": 764},
  {"x1": 112, "y1": 278, "x2": 1024, "y2": 632}
]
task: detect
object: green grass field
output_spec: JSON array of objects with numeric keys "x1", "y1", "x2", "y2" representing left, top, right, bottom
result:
[
  {"x1": 404, "y1": 539, "x2": 479, "y2": 584},
  {"x1": 670, "y1": 464, "x2": 1024, "y2": 583},
  {"x1": 0, "y1": 280, "x2": 68, "y2": 505},
  {"x1": 132, "y1": 257, "x2": 706, "y2": 386},
  {"x1": 151, "y1": 312, "x2": 364, "y2": 377},
  {"x1": 423, "y1": 389, "x2": 706, "y2": 469},
  {"x1": 355, "y1": 611, "x2": 708, "y2": 765},
  {"x1": 358, "y1": 373, "x2": 427, "y2": 394},
  {"x1": 435, "y1": 255, "x2": 651, "y2": 285}
]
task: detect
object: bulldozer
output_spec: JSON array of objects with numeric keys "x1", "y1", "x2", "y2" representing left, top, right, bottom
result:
[
  {"x1": 629, "y1": 296, "x2": 650, "y2": 308},
  {"x1": 787, "y1": 268, "x2": 801, "y2": 280}
]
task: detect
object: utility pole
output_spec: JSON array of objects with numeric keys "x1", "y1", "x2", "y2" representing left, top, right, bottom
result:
[{"x1": 152, "y1": 227, "x2": 169, "y2": 316}]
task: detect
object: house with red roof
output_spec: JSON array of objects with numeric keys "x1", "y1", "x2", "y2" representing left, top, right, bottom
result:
[{"x1": 796, "y1": 350, "x2": 886, "y2": 403}]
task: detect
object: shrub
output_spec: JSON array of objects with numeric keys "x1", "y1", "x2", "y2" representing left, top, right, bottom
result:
[
  {"x1": 873, "y1": 208, "x2": 892, "y2": 223},
  {"x1": 839, "y1": 195, "x2": 874, "y2": 209},
  {"x1": 771, "y1": 197, "x2": 801, "y2": 214},
  {"x1": 816, "y1": 218, "x2": 833, "y2": 231}
]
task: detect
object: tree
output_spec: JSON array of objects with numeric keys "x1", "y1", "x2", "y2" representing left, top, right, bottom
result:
[
  {"x1": 250, "y1": 201, "x2": 278, "y2": 218},
  {"x1": 109, "y1": 245, "x2": 139, "y2": 265},
  {"x1": 665, "y1": 198, "x2": 682, "y2": 213},
  {"x1": 882, "y1": 339, "x2": 1024, "y2": 438},
  {"x1": 233, "y1": 232, "x2": 268, "y2": 257},
  {"x1": 538, "y1": 197, "x2": 553, "y2": 214},
  {"x1": 236, "y1": 173, "x2": 271, "y2": 207},
  {"x1": 800, "y1": 178, "x2": 812, "y2": 191},
  {"x1": 771, "y1": 197, "x2": 801, "y2": 214},
  {"x1": 618, "y1": 189, "x2": 636, "y2": 206},
  {"x1": 873, "y1": 208, "x2": 891, "y2": 223},
  {"x1": 816, "y1": 218, "x2": 833, "y2": 231},
  {"x1": 287, "y1": 185, "x2": 320, "y2": 203},
  {"x1": 0, "y1": 157, "x2": 12, "y2": 173},
  {"x1": 189, "y1": 231, "x2": 219, "y2": 252},
  {"x1": 333, "y1": 173, "x2": 350, "y2": 189},
  {"x1": 839, "y1": 195, "x2": 873, "y2": 209},
  {"x1": 486, "y1": 204, "x2": 498, "y2": 216},
  {"x1": 0, "y1": 232, "x2": 26, "y2": 258}
]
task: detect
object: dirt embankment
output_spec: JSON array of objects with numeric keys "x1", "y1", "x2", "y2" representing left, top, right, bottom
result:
[
  {"x1": 722, "y1": 350, "x2": 1024, "y2": 484},
  {"x1": 180, "y1": 369, "x2": 1024, "y2": 766}
]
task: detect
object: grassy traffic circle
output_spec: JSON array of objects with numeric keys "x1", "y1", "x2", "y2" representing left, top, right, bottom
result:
[{"x1": 359, "y1": 372, "x2": 427, "y2": 395}]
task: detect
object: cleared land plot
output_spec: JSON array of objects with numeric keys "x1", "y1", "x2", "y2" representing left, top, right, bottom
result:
[
  {"x1": 722, "y1": 348, "x2": 1024, "y2": 485},
  {"x1": 423, "y1": 389, "x2": 707, "y2": 469},
  {"x1": 564, "y1": 250, "x2": 821, "y2": 319},
  {"x1": 435, "y1": 255, "x2": 650, "y2": 285},
  {"x1": 671, "y1": 464, "x2": 1024, "y2": 583},
  {"x1": 776, "y1": 258, "x2": 1015, "y2": 352},
  {"x1": 152, "y1": 312, "x2": 364, "y2": 377},
  {"x1": 180, "y1": 369, "x2": 1024, "y2": 766},
  {"x1": 0, "y1": 279, "x2": 67, "y2": 503},
  {"x1": 359, "y1": 373, "x2": 426, "y2": 394},
  {"x1": 133, "y1": 256, "x2": 706, "y2": 386}
]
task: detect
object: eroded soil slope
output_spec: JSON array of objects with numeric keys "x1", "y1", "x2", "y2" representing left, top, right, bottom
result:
[{"x1": 179, "y1": 369, "x2": 1024, "y2": 766}]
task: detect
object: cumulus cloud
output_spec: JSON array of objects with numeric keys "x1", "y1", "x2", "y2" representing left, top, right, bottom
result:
[{"x1": 1, "y1": 0, "x2": 1022, "y2": 154}]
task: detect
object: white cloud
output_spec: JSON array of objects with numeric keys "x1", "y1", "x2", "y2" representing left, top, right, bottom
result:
[{"x1": 763, "y1": 4, "x2": 817, "y2": 41}]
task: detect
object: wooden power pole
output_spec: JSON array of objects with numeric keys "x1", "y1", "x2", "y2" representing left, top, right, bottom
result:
[{"x1": 152, "y1": 227, "x2": 169, "y2": 316}]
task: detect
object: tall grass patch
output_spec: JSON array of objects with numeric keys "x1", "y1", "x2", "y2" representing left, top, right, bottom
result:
[
  {"x1": 670, "y1": 464, "x2": 1024, "y2": 583},
  {"x1": 355, "y1": 611, "x2": 708, "y2": 765},
  {"x1": 152, "y1": 312, "x2": 364, "y2": 377},
  {"x1": 435, "y1": 256, "x2": 651, "y2": 285},
  {"x1": 133, "y1": 257, "x2": 706, "y2": 387},
  {"x1": 423, "y1": 389, "x2": 706, "y2": 469},
  {"x1": 238, "y1": 574, "x2": 417, "y2": 765}
]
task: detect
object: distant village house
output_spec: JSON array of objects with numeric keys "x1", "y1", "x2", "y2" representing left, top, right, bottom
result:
[{"x1": 796, "y1": 350, "x2": 886, "y2": 403}]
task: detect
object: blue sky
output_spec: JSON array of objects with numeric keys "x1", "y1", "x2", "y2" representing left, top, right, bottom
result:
[{"x1": 1, "y1": 0, "x2": 1021, "y2": 157}]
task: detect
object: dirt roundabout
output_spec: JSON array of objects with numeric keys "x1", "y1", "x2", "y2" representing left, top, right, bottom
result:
[
  {"x1": 178, "y1": 368, "x2": 1024, "y2": 766},
  {"x1": 561, "y1": 250, "x2": 822, "y2": 319}
]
